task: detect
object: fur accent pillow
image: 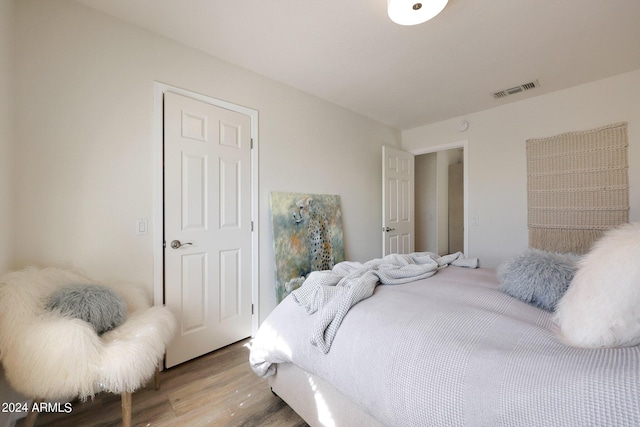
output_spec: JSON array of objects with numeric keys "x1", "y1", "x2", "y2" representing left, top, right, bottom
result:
[
  {"x1": 497, "y1": 249, "x2": 579, "y2": 311},
  {"x1": 554, "y1": 223, "x2": 640, "y2": 348},
  {"x1": 45, "y1": 284, "x2": 127, "y2": 334}
]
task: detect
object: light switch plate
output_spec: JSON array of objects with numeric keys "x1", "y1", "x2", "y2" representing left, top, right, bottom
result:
[{"x1": 136, "y1": 218, "x2": 148, "y2": 235}]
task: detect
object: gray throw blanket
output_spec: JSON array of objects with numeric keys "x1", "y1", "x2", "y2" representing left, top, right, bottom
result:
[{"x1": 291, "y1": 251, "x2": 478, "y2": 353}]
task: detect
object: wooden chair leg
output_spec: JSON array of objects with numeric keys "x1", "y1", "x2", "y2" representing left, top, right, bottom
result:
[
  {"x1": 23, "y1": 399, "x2": 42, "y2": 427},
  {"x1": 121, "y1": 391, "x2": 132, "y2": 427},
  {"x1": 154, "y1": 365, "x2": 161, "y2": 390}
]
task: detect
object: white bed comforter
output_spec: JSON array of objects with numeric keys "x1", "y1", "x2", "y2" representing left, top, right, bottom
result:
[{"x1": 250, "y1": 266, "x2": 640, "y2": 427}]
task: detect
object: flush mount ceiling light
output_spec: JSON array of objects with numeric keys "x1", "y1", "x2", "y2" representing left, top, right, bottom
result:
[{"x1": 388, "y1": 0, "x2": 449, "y2": 26}]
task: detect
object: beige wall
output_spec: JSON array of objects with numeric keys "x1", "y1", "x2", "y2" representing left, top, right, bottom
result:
[
  {"x1": 403, "y1": 69, "x2": 640, "y2": 268},
  {"x1": 0, "y1": 0, "x2": 14, "y2": 275},
  {"x1": 13, "y1": 0, "x2": 400, "y2": 321},
  {"x1": 11, "y1": 0, "x2": 640, "y2": 321},
  {"x1": 0, "y1": 0, "x2": 21, "y2": 419}
]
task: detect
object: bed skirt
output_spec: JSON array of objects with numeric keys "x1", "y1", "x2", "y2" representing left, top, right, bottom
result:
[{"x1": 269, "y1": 362, "x2": 385, "y2": 427}]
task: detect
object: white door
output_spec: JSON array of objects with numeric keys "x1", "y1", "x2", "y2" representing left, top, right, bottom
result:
[
  {"x1": 382, "y1": 146, "x2": 415, "y2": 255},
  {"x1": 164, "y1": 92, "x2": 252, "y2": 368}
]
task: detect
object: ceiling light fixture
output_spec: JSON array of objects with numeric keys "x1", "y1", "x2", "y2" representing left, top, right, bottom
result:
[{"x1": 387, "y1": 0, "x2": 449, "y2": 26}]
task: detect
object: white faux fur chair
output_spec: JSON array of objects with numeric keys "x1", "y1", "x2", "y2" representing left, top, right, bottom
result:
[{"x1": 0, "y1": 267, "x2": 177, "y2": 427}]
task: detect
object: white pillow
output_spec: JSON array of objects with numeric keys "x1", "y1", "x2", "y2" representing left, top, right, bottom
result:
[{"x1": 554, "y1": 223, "x2": 640, "y2": 348}]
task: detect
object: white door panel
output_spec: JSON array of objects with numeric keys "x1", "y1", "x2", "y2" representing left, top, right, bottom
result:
[
  {"x1": 382, "y1": 146, "x2": 415, "y2": 255},
  {"x1": 164, "y1": 92, "x2": 252, "y2": 368}
]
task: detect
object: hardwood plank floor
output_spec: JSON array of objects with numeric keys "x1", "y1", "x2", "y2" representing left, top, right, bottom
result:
[{"x1": 17, "y1": 339, "x2": 309, "y2": 427}]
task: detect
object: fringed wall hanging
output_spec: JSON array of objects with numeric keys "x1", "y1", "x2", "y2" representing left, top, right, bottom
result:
[{"x1": 526, "y1": 122, "x2": 629, "y2": 254}]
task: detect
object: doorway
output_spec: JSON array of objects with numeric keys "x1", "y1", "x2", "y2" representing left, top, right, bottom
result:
[{"x1": 411, "y1": 141, "x2": 468, "y2": 255}]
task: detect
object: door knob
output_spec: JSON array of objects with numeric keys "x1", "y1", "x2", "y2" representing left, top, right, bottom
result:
[
  {"x1": 382, "y1": 227, "x2": 396, "y2": 232},
  {"x1": 170, "y1": 240, "x2": 193, "y2": 249}
]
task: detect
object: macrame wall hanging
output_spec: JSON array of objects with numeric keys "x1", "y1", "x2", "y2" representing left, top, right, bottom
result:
[{"x1": 526, "y1": 122, "x2": 629, "y2": 254}]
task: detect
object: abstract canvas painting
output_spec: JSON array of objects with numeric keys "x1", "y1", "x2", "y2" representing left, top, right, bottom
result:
[{"x1": 270, "y1": 192, "x2": 345, "y2": 303}]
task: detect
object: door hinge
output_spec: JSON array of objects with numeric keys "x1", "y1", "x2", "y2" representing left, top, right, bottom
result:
[
  {"x1": 250, "y1": 138, "x2": 254, "y2": 149},
  {"x1": 251, "y1": 304, "x2": 254, "y2": 315},
  {"x1": 251, "y1": 221, "x2": 254, "y2": 232}
]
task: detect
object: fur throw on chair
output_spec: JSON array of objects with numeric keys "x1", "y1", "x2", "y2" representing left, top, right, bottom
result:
[{"x1": 0, "y1": 267, "x2": 176, "y2": 401}]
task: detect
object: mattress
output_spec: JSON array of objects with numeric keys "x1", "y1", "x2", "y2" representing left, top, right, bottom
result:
[{"x1": 250, "y1": 266, "x2": 640, "y2": 426}]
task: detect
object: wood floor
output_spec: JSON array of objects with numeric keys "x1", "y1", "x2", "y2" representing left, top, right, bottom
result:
[{"x1": 17, "y1": 339, "x2": 309, "y2": 427}]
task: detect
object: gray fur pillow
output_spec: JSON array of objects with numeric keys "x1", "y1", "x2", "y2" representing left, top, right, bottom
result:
[
  {"x1": 45, "y1": 284, "x2": 127, "y2": 334},
  {"x1": 497, "y1": 249, "x2": 580, "y2": 311}
]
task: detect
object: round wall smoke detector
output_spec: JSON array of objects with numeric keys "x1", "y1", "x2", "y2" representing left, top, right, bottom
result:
[{"x1": 458, "y1": 120, "x2": 469, "y2": 132}]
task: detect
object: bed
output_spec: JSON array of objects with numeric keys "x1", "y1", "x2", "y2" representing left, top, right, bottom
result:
[{"x1": 249, "y1": 253, "x2": 640, "y2": 427}]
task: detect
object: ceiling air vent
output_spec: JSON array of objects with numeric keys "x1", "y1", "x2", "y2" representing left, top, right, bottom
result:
[{"x1": 493, "y1": 80, "x2": 539, "y2": 99}]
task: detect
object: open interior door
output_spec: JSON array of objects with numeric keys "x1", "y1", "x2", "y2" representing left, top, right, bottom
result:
[{"x1": 382, "y1": 146, "x2": 415, "y2": 255}]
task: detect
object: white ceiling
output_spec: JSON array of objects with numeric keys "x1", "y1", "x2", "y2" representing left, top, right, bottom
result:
[{"x1": 73, "y1": 0, "x2": 640, "y2": 130}]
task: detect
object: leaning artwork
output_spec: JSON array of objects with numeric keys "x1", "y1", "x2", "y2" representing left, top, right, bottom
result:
[{"x1": 270, "y1": 192, "x2": 345, "y2": 303}]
